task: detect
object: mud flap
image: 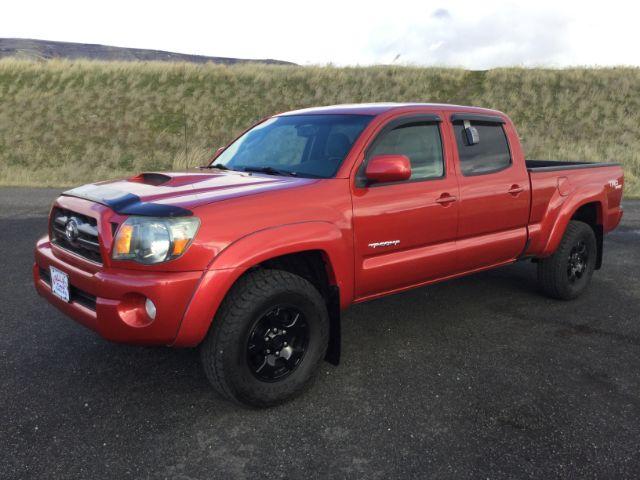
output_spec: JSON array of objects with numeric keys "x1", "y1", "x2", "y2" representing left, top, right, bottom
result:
[{"x1": 324, "y1": 286, "x2": 341, "y2": 365}]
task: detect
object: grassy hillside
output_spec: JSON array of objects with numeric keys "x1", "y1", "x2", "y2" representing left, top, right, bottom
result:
[{"x1": 0, "y1": 59, "x2": 638, "y2": 195}]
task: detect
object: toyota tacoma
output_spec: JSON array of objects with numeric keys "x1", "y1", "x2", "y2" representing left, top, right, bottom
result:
[{"x1": 34, "y1": 103, "x2": 624, "y2": 407}]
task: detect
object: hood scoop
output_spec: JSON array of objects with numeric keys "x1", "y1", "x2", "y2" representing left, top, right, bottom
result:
[{"x1": 128, "y1": 172, "x2": 172, "y2": 186}]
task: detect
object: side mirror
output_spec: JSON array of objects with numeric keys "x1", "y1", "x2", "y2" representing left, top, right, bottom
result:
[{"x1": 365, "y1": 154, "x2": 411, "y2": 184}]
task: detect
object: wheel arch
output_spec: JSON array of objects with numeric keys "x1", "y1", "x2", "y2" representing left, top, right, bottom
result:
[
  {"x1": 539, "y1": 196, "x2": 604, "y2": 266},
  {"x1": 570, "y1": 201, "x2": 604, "y2": 269},
  {"x1": 209, "y1": 221, "x2": 352, "y2": 301},
  {"x1": 255, "y1": 250, "x2": 342, "y2": 365},
  {"x1": 173, "y1": 222, "x2": 351, "y2": 356}
]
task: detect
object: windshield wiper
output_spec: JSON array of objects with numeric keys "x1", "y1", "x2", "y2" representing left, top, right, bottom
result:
[
  {"x1": 204, "y1": 163, "x2": 231, "y2": 171},
  {"x1": 243, "y1": 166, "x2": 297, "y2": 177}
]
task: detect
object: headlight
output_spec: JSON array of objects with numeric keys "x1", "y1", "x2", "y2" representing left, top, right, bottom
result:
[{"x1": 112, "y1": 216, "x2": 200, "y2": 264}]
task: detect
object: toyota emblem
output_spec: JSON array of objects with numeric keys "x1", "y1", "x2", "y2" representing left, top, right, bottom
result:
[{"x1": 65, "y1": 218, "x2": 79, "y2": 244}]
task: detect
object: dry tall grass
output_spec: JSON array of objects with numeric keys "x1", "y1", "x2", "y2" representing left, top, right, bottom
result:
[{"x1": 0, "y1": 59, "x2": 638, "y2": 195}]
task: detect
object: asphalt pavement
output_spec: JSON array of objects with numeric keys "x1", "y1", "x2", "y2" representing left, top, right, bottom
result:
[{"x1": 1, "y1": 187, "x2": 639, "y2": 479}]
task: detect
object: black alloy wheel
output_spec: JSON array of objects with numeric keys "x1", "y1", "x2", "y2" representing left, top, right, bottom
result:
[
  {"x1": 567, "y1": 240, "x2": 589, "y2": 283},
  {"x1": 246, "y1": 305, "x2": 309, "y2": 382}
]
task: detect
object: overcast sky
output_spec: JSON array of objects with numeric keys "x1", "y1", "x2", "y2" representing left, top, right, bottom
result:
[{"x1": 3, "y1": 0, "x2": 639, "y2": 68}]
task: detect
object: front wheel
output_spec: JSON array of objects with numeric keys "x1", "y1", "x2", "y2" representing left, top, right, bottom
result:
[
  {"x1": 537, "y1": 220, "x2": 597, "y2": 300},
  {"x1": 200, "y1": 269, "x2": 329, "y2": 407}
]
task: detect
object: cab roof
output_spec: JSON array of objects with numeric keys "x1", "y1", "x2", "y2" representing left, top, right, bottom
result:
[{"x1": 279, "y1": 102, "x2": 504, "y2": 117}]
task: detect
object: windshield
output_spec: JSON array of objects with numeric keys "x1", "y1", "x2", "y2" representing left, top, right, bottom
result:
[{"x1": 211, "y1": 114, "x2": 373, "y2": 178}]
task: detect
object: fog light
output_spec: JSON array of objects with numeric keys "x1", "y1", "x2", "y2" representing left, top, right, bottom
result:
[{"x1": 145, "y1": 298, "x2": 157, "y2": 320}]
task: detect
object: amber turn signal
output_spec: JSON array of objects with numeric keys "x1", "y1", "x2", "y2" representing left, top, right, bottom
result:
[
  {"x1": 172, "y1": 237, "x2": 190, "y2": 256},
  {"x1": 114, "y1": 224, "x2": 133, "y2": 254}
]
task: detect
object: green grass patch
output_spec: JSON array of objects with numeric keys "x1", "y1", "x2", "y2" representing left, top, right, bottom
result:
[{"x1": 0, "y1": 59, "x2": 638, "y2": 196}]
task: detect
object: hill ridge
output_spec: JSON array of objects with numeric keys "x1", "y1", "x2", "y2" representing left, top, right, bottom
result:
[{"x1": 0, "y1": 38, "x2": 295, "y2": 65}]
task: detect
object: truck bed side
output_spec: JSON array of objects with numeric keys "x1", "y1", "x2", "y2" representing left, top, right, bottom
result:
[{"x1": 524, "y1": 161, "x2": 624, "y2": 259}]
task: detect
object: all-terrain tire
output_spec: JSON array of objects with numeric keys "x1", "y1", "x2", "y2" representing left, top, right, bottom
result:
[
  {"x1": 537, "y1": 220, "x2": 597, "y2": 300},
  {"x1": 200, "y1": 269, "x2": 329, "y2": 408}
]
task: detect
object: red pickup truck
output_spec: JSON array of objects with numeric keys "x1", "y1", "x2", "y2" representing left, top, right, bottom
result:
[{"x1": 34, "y1": 103, "x2": 624, "y2": 407}]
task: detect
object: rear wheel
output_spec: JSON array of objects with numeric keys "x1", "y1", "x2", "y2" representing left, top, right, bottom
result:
[
  {"x1": 200, "y1": 269, "x2": 329, "y2": 407},
  {"x1": 537, "y1": 220, "x2": 597, "y2": 300}
]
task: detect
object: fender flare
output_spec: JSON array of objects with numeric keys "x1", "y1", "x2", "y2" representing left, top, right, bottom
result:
[
  {"x1": 538, "y1": 188, "x2": 605, "y2": 258},
  {"x1": 172, "y1": 221, "x2": 353, "y2": 347}
]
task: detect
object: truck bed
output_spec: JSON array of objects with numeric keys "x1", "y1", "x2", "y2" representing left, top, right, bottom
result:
[{"x1": 526, "y1": 160, "x2": 621, "y2": 172}]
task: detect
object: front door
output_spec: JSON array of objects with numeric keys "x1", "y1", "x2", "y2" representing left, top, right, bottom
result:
[{"x1": 352, "y1": 115, "x2": 460, "y2": 299}]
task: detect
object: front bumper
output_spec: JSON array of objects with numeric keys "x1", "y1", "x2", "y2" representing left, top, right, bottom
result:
[{"x1": 34, "y1": 237, "x2": 203, "y2": 345}]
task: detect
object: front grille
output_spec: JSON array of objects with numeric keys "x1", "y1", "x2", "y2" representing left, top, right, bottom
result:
[
  {"x1": 39, "y1": 267, "x2": 97, "y2": 311},
  {"x1": 50, "y1": 208, "x2": 103, "y2": 263}
]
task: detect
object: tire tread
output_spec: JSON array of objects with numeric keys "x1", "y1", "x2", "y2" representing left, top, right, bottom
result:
[
  {"x1": 537, "y1": 220, "x2": 596, "y2": 300},
  {"x1": 200, "y1": 269, "x2": 328, "y2": 407}
]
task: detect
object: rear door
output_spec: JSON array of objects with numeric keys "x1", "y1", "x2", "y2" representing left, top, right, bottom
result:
[
  {"x1": 448, "y1": 114, "x2": 530, "y2": 271},
  {"x1": 352, "y1": 114, "x2": 460, "y2": 298}
]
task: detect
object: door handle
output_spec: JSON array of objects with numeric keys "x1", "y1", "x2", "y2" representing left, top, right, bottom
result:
[
  {"x1": 435, "y1": 193, "x2": 457, "y2": 205},
  {"x1": 508, "y1": 184, "x2": 524, "y2": 195}
]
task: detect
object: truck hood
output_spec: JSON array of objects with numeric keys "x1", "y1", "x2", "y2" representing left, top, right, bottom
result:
[{"x1": 62, "y1": 171, "x2": 316, "y2": 216}]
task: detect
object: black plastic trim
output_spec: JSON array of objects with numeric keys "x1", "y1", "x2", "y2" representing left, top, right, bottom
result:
[
  {"x1": 526, "y1": 160, "x2": 622, "y2": 173},
  {"x1": 50, "y1": 207, "x2": 103, "y2": 263},
  {"x1": 450, "y1": 113, "x2": 505, "y2": 124},
  {"x1": 324, "y1": 285, "x2": 341, "y2": 366},
  {"x1": 63, "y1": 184, "x2": 192, "y2": 217}
]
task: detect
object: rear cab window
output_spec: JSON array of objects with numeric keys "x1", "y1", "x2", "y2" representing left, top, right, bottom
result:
[{"x1": 453, "y1": 119, "x2": 512, "y2": 176}]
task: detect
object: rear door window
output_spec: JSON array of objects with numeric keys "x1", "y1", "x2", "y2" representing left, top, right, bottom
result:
[{"x1": 454, "y1": 122, "x2": 511, "y2": 175}]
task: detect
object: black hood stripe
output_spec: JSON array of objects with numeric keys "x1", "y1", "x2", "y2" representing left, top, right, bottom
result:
[{"x1": 62, "y1": 184, "x2": 192, "y2": 217}]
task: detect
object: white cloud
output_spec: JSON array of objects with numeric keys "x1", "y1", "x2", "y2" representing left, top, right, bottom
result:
[
  {"x1": 366, "y1": 5, "x2": 573, "y2": 68},
  {"x1": 2, "y1": 0, "x2": 639, "y2": 67}
]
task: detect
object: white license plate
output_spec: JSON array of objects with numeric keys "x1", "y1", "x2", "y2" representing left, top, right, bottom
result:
[{"x1": 50, "y1": 266, "x2": 70, "y2": 302}]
